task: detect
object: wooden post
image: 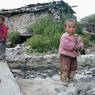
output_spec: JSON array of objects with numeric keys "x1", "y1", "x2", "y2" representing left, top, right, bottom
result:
[{"x1": 0, "y1": 61, "x2": 22, "y2": 95}]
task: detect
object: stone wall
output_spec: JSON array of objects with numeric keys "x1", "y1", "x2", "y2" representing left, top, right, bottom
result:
[
  {"x1": 6, "y1": 44, "x2": 95, "y2": 69},
  {"x1": 5, "y1": 13, "x2": 48, "y2": 33}
]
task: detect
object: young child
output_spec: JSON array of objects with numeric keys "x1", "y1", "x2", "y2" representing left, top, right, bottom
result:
[
  {"x1": 59, "y1": 18, "x2": 84, "y2": 83},
  {"x1": 0, "y1": 15, "x2": 8, "y2": 60}
]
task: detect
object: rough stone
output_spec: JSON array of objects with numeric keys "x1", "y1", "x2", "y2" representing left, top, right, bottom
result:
[
  {"x1": 6, "y1": 46, "x2": 95, "y2": 69},
  {"x1": 0, "y1": 61, "x2": 22, "y2": 95},
  {"x1": 16, "y1": 73, "x2": 95, "y2": 95}
]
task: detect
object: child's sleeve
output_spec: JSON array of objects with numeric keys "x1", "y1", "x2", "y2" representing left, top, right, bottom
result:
[
  {"x1": 59, "y1": 36, "x2": 75, "y2": 51},
  {"x1": 2, "y1": 26, "x2": 8, "y2": 40}
]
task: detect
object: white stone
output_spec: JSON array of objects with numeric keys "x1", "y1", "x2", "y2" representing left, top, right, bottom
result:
[
  {"x1": 0, "y1": 61, "x2": 22, "y2": 95},
  {"x1": 52, "y1": 75, "x2": 60, "y2": 81},
  {"x1": 57, "y1": 91, "x2": 65, "y2": 95}
]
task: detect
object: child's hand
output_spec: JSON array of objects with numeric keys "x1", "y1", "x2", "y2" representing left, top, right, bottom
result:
[
  {"x1": 0, "y1": 38, "x2": 6, "y2": 43},
  {"x1": 73, "y1": 45, "x2": 81, "y2": 51}
]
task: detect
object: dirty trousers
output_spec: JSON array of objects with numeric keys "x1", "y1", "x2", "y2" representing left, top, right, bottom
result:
[{"x1": 60, "y1": 54, "x2": 77, "y2": 81}]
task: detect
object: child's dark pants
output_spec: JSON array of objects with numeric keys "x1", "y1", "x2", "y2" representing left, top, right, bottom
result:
[
  {"x1": 60, "y1": 54, "x2": 77, "y2": 81},
  {"x1": 0, "y1": 43, "x2": 6, "y2": 60}
]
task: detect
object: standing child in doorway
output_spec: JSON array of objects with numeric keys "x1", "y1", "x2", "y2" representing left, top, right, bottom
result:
[
  {"x1": 0, "y1": 15, "x2": 8, "y2": 61},
  {"x1": 59, "y1": 18, "x2": 84, "y2": 84}
]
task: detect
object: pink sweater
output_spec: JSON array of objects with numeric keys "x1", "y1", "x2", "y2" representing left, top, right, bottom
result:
[{"x1": 59, "y1": 33, "x2": 84, "y2": 57}]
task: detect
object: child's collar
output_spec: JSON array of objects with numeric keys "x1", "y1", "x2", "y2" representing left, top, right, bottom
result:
[
  {"x1": 66, "y1": 32, "x2": 79, "y2": 37},
  {"x1": 66, "y1": 32, "x2": 72, "y2": 36}
]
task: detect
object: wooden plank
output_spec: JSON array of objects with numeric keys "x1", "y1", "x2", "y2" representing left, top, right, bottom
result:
[{"x1": 0, "y1": 61, "x2": 22, "y2": 95}]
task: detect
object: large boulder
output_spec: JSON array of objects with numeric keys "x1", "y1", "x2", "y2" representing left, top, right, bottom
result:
[{"x1": 0, "y1": 61, "x2": 22, "y2": 95}]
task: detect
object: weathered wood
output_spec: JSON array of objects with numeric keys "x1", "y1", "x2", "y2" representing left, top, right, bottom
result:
[{"x1": 0, "y1": 61, "x2": 22, "y2": 95}]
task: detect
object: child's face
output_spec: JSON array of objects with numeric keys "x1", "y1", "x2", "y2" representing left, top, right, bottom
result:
[
  {"x1": 64, "y1": 21, "x2": 76, "y2": 35},
  {"x1": 0, "y1": 18, "x2": 4, "y2": 25}
]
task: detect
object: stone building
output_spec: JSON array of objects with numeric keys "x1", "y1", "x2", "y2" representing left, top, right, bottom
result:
[{"x1": 0, "y1": 0, "x2": 75, "y2": 33}]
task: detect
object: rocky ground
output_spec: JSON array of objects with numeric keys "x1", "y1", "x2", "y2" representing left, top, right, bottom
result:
[
  {"x1": 5, "y1": 44, "x2": 95, "y2": 95},
  {"x1": 12, "y1": 63, "x2": 95, "y2": 95},
  {"x1": 15, "y1": 67, "x2": 95, "y2": 95}
]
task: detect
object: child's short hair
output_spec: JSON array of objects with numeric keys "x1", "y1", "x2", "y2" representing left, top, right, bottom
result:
[
  {"x1": 64, "y1": 18, "x2": 77, "y2": 27},
  {"x1": 0, "y1": 15, "x2": 5, "y2": 21}
]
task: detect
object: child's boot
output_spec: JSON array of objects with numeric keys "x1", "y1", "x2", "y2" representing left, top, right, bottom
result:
[
  {"x1": 61, "y1": 72, "x2": 69, "y2": 86},
  {"x1": 68, "y1": 71, "x2": 78, "y2": 83}
]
